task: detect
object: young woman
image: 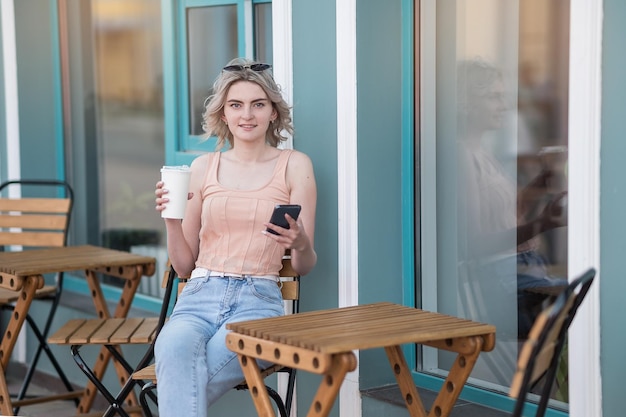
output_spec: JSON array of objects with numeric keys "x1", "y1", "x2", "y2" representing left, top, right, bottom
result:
[{"x1": 153, "y1": 58, "x2": 317, "y2": 417}]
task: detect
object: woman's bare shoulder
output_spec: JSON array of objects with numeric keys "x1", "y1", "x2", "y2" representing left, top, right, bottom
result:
[
  {"x1": 286, "y1": 149, "x2": 316, "y2": 188},
  {"x1": 190, "y1": 152, "x2": 216, "y2": 169},
  {"x1": 286, "y1": 149, "x2": 313, "y2": 168}
]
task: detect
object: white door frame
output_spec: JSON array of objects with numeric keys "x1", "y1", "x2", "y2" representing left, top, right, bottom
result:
[
  {"x1": 568, "y1": 1, "x2": 603, "y2": 417},
  {"x1": 336, "y1": 0, "x2": 361, "y2": 417}
]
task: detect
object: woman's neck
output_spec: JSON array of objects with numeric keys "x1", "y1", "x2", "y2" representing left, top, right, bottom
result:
[
  {"x1": 227, "y1": 143, "x2": 275, "y2": 164},
  {"x1": 227, "y1": 142, "x2": 276, "y2": 164}
]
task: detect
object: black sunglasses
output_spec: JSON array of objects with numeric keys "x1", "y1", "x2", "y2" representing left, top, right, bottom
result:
[{"x1": 222, "y1": 63, "x2": 272, "y2": 72}]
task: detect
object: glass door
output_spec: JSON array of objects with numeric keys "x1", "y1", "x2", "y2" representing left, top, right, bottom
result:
[{"x1": 418, "y1": 0, "x2": 570, "y2": 411}]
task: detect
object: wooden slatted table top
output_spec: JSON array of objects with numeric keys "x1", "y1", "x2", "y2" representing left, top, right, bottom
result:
[
  {"x1": 0, "y1": 244, "x2": 155, "y2": 278},
  {"x1": 226, "y1": 302, "x2": 496, "y2": 354}
]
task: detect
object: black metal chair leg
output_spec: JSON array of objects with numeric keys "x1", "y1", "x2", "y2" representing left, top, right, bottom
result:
[
  {"x1": 35, "y1": 291, "x2": 76, "y2": 390},
  {"x1": 101, "y1": 346, "x2": 151, "y2": 417},
  {"x1": 71, "y1": 345, "x2": 132, "y2": 417},
  {"x1": 139, "y1": 382, "x2": 157, "y2": 417},
  {"x1": 23, "y1": 309, "x2": 75, "y2": 390},
  {"x1": 11, "y1": 302, "x2": 77, "y2": 414},
  {"x1": 284, "y1": 369, "x2": 297, "y2": 416},
  {"x1": 266, "y1": 384, "x2": 289, "y2": 417},
  {"x1": 70, "y1": 342, "x2": 159, "y2": 417}
]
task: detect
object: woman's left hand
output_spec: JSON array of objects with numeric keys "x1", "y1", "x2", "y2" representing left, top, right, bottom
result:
[{"x1": 263, "y1": 214, "x2": 311, "y2": 252}]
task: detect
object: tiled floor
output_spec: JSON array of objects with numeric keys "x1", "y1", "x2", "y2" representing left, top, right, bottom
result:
[
  {"x1": 6, "y1": 361, "x2": 510, "y2": 417},
  {"x1": 4, "y1": 362, "x2": 94, "y2": 417},
  {"x1": 362, "y1": 384, "x2": 509, "y2": 417}
]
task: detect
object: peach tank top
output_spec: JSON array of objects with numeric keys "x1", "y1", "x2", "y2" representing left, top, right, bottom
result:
[{"x1": 195, "y1": 150, "x2": 292, "y2": 276}]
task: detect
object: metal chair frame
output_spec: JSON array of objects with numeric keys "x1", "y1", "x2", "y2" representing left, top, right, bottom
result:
[
  {"x1": 510, "y1": 267, "x2": 595, "y2": 417},
  {"x1": 0, "y1": 179, "x2": 75, "y2": 413}
]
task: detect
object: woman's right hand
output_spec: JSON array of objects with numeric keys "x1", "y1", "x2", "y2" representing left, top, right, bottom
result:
[
  {"x1": 155, "y1": 180, "x2": 194, "y2": 215},
  {"x1": 155, "y1": 181, "x2": 169, "y2": 214}
]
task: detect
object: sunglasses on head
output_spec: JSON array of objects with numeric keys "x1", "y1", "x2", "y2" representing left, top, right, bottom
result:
[{"x1": 222, "y1": 63, "x2": 272, "y2": 72}]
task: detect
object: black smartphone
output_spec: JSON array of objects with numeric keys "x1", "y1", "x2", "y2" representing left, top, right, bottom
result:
[{"x1": 266, "y1": 204, "x2": 301, "y2": 235}]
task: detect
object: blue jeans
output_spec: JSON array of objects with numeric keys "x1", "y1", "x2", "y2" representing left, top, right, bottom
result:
[{"x1": 154, "y1": 273, "x2": 285, "y2": 417}]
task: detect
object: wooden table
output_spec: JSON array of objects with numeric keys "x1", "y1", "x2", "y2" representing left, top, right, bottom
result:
[
  {"x1": 226, "y1": 302, "x2": 496, "y2": 417},
  {"x1": 0, "y1": 244, "x2": 155, "y2": 415}
]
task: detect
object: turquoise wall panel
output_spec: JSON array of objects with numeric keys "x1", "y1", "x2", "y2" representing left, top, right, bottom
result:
[
  {"x1": 291, "y1": 0, "x2": 339, "y2": 415},
  {"x1": 356, "y1": 0, "x2": 405, "y2": 389},
  {"x1": 291, "y1": 1, "x2": 338, "y2": 313},
  {"x1": 600, "y1": 0, "x2": 626, "y2": 416},
  {"x1": 14, "y1": 0, "x2": 60, "y2": 180}
]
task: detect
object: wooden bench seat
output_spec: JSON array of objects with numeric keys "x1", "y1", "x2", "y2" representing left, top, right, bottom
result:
[{"x1": 49, "y1": 317, "x2": 162, "y2": 346}]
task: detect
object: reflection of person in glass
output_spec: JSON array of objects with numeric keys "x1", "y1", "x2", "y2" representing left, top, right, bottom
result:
[{"x1": 457, "y1": 58, "x2": 566, "y2": 340}]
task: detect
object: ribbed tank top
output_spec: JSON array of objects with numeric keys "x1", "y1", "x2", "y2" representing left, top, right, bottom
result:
[{"x1": 195, "y1": 150, "x2": 293, "y2": 276}]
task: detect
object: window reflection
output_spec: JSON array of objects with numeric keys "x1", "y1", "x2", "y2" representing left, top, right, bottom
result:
[
  {"x1": 455, "y1": 57, "x2": 567, "y2": 382},
  {"x1": 187, "y1": 6, "x2": 238, "y2": 136},
  {"x1": 91, "y1": 0, "x2": 167, "y2": 292},
  {"x1": 428, "y1": 0, "x2": 570, "y2": 407}
]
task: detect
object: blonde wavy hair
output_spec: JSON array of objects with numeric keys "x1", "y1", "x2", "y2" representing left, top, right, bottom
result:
[{"x1": 202, "y1": 57, "x2": 293, "y2": 150}]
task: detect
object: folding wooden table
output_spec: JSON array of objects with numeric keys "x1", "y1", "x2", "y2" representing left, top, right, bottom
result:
[
  {"x1": 0, "y1": 244, "x2": 155, "y2": 416},
  {"x1": 226, "y1": 302, "x2": 496, "y2": 417}
]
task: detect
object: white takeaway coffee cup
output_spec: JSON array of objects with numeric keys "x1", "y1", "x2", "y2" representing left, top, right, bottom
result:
[{"x1": 160, "y1": 165, "x2": 191, "y2": 219}]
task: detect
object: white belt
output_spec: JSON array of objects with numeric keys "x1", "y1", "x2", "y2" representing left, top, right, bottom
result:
[{"x1": 189, "y1": 267, "x2": 278, "y2": 281}]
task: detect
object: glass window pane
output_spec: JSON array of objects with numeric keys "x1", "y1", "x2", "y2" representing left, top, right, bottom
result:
[
  {"x1": 187, "y1": 6, "x2": 238, "y2": 136},
  {"x1": 90, "y1": 0, "x2": 168, "y2": 292},
  {"x1": 254, "y1": 3, "x2": 272, "y2": 63},
  {"x1": 421, "y1": 0, "x2": 570, "y2": 408}
]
